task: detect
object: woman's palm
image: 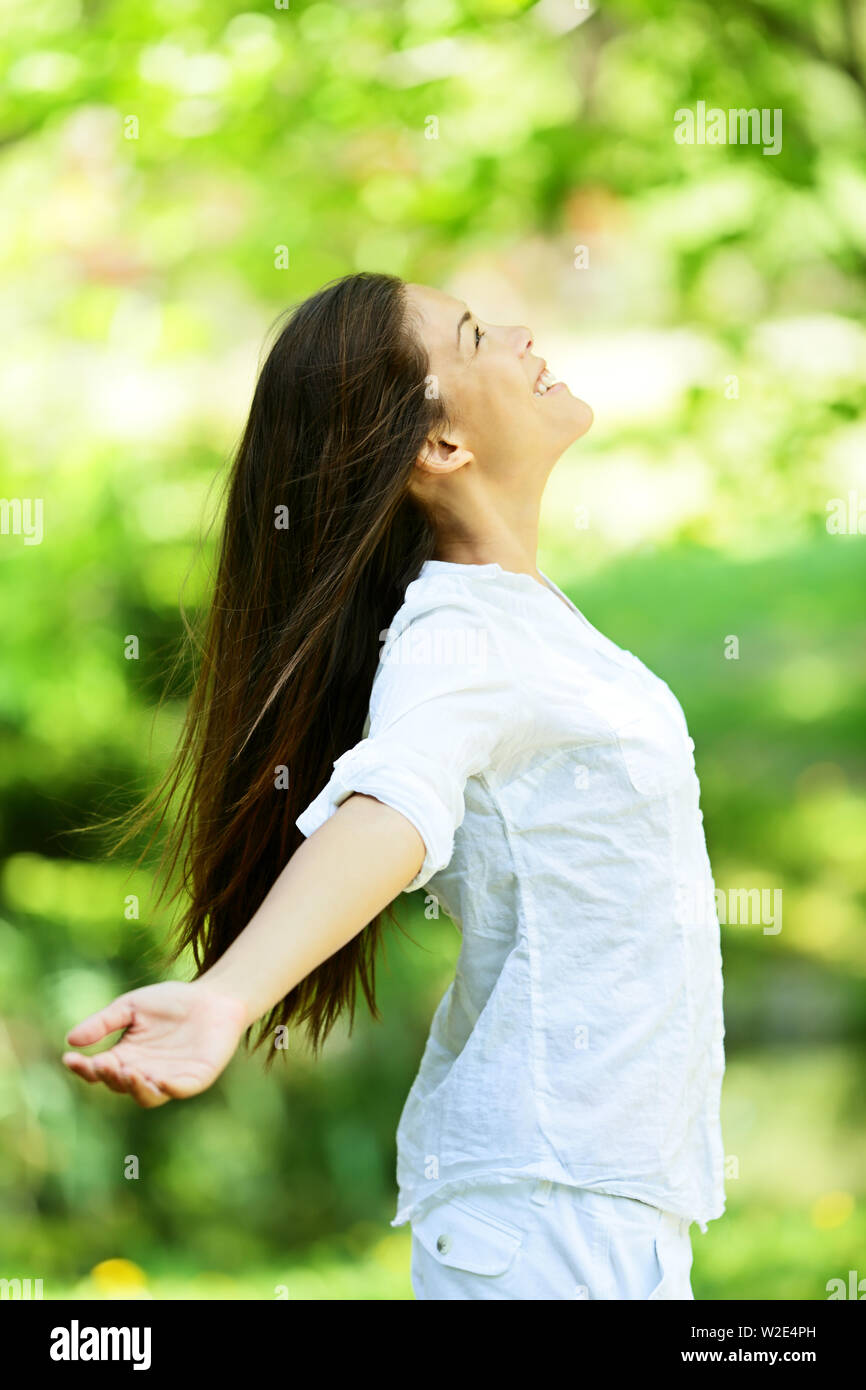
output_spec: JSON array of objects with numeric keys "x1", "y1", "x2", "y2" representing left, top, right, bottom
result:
[{"x1": 62, "y1": 981, "x2": 248, "y2": 1108}]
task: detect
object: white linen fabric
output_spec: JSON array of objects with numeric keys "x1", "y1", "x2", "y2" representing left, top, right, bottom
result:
[{"x1": 296, "y1": 559, "x2": 726, "y2": 1235}]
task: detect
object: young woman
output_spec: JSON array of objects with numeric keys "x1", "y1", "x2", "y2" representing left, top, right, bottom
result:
[{"x1": 62, "y1": 271, "x2": 726, "y2": 1300}]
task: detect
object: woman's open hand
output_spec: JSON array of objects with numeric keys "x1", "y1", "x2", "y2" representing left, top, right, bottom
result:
[{"x1": 61, "y1": 981, "x2": 249, "y2": 1108}]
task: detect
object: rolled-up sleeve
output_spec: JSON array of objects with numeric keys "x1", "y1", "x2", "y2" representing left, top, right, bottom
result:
[{"x1": 295, "y1": 602, "x2": 521, "y2": 893}]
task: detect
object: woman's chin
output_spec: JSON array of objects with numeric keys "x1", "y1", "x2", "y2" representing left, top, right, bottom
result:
[{"x1": 566, "y1": 395, "x2": 594, "y2": 440}]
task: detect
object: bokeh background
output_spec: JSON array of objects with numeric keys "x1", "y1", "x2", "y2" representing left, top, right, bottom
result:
[{"x1": 2, "y1": 0, "x2": 865, "y2": 1300}]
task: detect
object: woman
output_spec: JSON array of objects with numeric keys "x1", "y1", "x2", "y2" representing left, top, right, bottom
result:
[{"x1": 62, "y1": 271, "x2": 726, "y2": 1300}]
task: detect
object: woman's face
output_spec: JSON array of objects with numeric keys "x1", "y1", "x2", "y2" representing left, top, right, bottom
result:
[{"x1": 405, "y1": 283, "x2": 593, "y2": 483}]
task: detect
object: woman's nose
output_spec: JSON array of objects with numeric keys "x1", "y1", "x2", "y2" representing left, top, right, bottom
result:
[{"x1": 514, "y1": 326, "x2": 533, "y2": 356}]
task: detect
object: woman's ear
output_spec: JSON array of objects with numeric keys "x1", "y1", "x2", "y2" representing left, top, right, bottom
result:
[{"x1": 416, "y1": 437, "x2": 474, "y2": 476}]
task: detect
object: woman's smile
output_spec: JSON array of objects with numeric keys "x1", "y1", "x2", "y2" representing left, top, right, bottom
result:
[{"x1": 532, "y1": 364, "x2": 568, "y2": 398}]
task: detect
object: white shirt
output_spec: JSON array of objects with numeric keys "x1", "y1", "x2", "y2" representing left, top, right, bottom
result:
[{"x1": 296, "y1": 559, "x2": 726, "y2": 1233}]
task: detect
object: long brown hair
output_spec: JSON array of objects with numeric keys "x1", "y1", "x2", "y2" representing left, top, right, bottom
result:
[{"x1": 122, "y1": 272, "x2": 449, "y2": 1057}]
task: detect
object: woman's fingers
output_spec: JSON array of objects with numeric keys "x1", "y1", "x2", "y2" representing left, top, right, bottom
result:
[
  {"x1": 61, "y1": 1051, "x2": 126, "y2": 1086},
  {"x1": 126, "y1": 1071, "x2": 171, "y2": 1109},
  {"x1": 65, "y1": 997, "x2": 136, "y2": 1047},
  {"x1": 91, "y1": 1054, "x2": 133, "y2": 1095},
  {"x1": 61, "y1": 1052, "x2": 100, "y2": 1082},
  {"x1": 63, "y1": 1048, "x2": 171, "y2": 1108}
]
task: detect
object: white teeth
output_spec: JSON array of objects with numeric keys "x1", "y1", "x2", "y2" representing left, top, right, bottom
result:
[{"x1": 534, "y1": 367, "x2": 559, "y2": 397}]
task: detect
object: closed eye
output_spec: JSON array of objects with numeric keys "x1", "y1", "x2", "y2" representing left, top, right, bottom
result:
[{"x1": 474, "y1": 323, "x2": 486, "y2": 350}]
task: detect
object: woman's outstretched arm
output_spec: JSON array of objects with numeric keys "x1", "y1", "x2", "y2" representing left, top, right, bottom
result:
[
  {"x1": 61, "y1": 794, "x2": 425, "y2": 1106},
  {"x1": 200, "y1": 791, "x2": 426, "y2": 1025}
]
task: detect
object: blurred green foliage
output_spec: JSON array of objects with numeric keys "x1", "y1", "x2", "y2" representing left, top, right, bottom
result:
[{"x1": 1, "y1": 0, "x2": 864, "y2": 1299}]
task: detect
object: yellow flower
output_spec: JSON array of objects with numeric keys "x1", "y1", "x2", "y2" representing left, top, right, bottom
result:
[
  {"x1": 811, "y1": 1192, "x2": 854, "y2": 1231},
  {"x1": 90, "y1": 1258, "x2": 149, "y2": 1291}
]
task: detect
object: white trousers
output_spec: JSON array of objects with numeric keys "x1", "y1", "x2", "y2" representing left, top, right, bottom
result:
[{"x1": 410, "y1": 1178, "x2": 695, "y2": 1300}]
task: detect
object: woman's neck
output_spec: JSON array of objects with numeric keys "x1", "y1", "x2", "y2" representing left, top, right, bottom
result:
[{"x1": 431, "y1": 519, "x2": 542, "y2": 582}]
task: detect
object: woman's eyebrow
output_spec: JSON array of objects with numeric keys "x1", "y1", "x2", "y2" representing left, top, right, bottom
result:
[{"x1": 456, "y1": 309, "x2": 471, "y2": 350}]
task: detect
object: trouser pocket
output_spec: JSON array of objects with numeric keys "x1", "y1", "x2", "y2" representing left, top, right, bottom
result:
[
  {"x1": 647, "y1": 1215, "x2": 695, "y2": 1301},
  {"x1": 411, "y1": 1185, "x2": 529, "y2": 1279},
  {"x1": 592, "y1": 1193, "x2": 694, "y2": 1300}
]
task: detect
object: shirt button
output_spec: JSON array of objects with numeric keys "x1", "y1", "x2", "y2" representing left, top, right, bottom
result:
[{"x1": 436, "y1": 1233, "x2": 452, "y2": 1255}]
